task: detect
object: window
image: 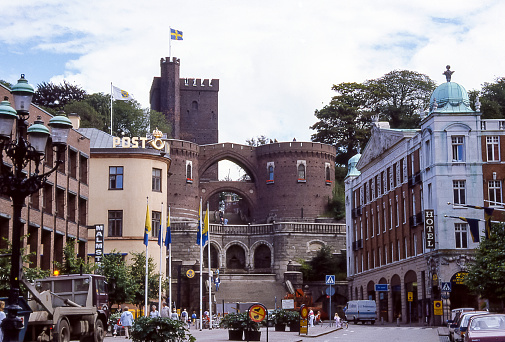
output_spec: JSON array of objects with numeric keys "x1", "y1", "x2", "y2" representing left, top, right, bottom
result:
[
  {"x1": 67, "y1": 193, "x2": 76, "y2": 222},
  {"x1": 395, "y1": 197, "x2": 399, "y2": 227},
  {"x1": 109, "y1": 166, "x2": 123, "y2": 189},
  {"x1": 30, "y1": 190, "x2": 40, "y2": 210},
  {"x1": 297, "y1": 161, "x2": 306, "y2": 182},
  {"x1": 186, "y1": 161, "x2": 193, "y2": 182},
  {"x1": 486, "y1": 136, "x2": 500, "y2": 161},
  {"x1": 79, "y1": 197, "x2": 87, "y2": 225},
  {"x1": 43, "y1": 183, "x2": 53, "y2": 214},
  {"x1": 488, "y1": 180, "x2": 502, "y2": 206},
  {"x1": 56, "y1": 188, "x2": 65, "y2": 218},
  {"x1": 453, "y1": 180, "x2": 466, "y2": 205},
  {"x1": 413, "y1": 234, "x2": 418, "y2": 255},
  {"x1": 451, "y1": 136, "x2": 464, "y2": 162},
  {"x1": 79, "y1": 154, "x2": 88, "y2": 185},
  {"x1": 267, "y1": 162, "x2": 274, "y2": 184},
  {"x1": 108, "y1": 210, "x2": 123, "y2": 237},
  {"x1": 151, "y1": 211, "x2": 161, "y2": 238},
  {"x1": 455, "y1": 223, "x2": 468, "y2": 248},
  {"x1": 152, "y1": 168, "x2": 161, "y2": 191},
  {"x1": 68, "y1": 149, "x2": 78, "y2": 179},
  {"x1": 325, "y1": 163, "x2": 331, "y2": 184}
]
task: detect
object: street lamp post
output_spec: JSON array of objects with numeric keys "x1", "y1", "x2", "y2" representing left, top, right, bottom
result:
[{"x1": 0, "y1": 75, "x2": 72, "y2": 342}]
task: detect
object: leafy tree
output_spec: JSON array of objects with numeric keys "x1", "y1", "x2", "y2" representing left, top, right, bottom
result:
[
  {"x1": 149, "y1": 109, "x2": 171, "y2": 138},
  {"x1": 0, "y1": 237, "x2": 50, "y2": 296},
  {"x1": 299, "y1": 245, "x2": 346, "y2": 281},
  {"x1": 325, "y1": 167, "x2": 347, "y2": 221},
  {"x1": 246, "y1": 135, "x2": 269, "y2": 146},
  {"x1": 65, "y1": 100, "x2": 107, "y2": 130},
  {"x1": 369, "y1": 70, "x2": 436, "y2": 128},
  {"x1": 33, "y1": 80, "x2": 87, "y2": 111},
  {"x1": 129, "y1": 252, "x2": 163, "y2": 308},
  {"x1": 54, "y1": 243, "x2": 95, "y2": 275},
  {"x1": 0, "y1": 80, "x2": 12, "y2": 89},
  {"x1": 98, "y1": 251, "x2": 137, "y2": 309},
  {"x1": 478, "y1": 77, "x2": 505, "y2": 119},
  {"x1": 311, "y1": 82, "x2": 380, "y2": 166},
  {"x1": 465, "y1": 223, "x2": 505, "y2": 305},
  {"x1": 311, "y1": 71, "x2": 436, "y2": 166}
]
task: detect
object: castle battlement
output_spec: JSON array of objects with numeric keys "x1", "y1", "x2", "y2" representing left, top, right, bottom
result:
[
  {"x1": 160, "y1": 57, "x2": 180, "y2": 65},
  {"x1": 181, "y1": 78, "x2": 219, "y2": 90}
]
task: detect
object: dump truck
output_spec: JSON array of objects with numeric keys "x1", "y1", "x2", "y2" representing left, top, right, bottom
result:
[{"x1": 21, "y1": 273, "x2": 110, "y2": 342}]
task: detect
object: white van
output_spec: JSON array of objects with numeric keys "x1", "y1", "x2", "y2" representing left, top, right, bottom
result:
[{"x1": 345, "y1": 300, "x2": 377, "y2": 324}]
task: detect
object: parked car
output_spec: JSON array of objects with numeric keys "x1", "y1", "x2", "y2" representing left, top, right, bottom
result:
[
  {"x1": 452, "y1": 311, "x2": 488, "y2": 342},
  {"x1": 449, "y1": 308, "x2": 476, "y2": 339},
  {"x1": 464, "y1": 314, "x2": 505, "y2": 342}
]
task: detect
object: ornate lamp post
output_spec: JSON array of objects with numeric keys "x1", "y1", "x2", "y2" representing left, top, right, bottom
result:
[{"x1": 0, "y1": 75, "x2": 72, "y2": 342}]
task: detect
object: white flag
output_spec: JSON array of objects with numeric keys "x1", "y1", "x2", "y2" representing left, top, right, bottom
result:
[{"x1": 112, "y1": 85, "x2": 133, "y2": 101}]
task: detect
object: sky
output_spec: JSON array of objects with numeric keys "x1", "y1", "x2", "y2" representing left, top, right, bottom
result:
[{"x1": 2, "y1": 0, "x2": 505, "y2": 147}]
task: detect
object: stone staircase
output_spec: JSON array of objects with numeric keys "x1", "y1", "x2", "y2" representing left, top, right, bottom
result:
[{"x1": 214, "y1": 274, "x2": 287, "y2": 309}]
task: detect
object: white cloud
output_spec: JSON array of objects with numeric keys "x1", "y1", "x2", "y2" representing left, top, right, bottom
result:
[{"x1": 2, "y1": 0, "x2": 505, "y2": 145}]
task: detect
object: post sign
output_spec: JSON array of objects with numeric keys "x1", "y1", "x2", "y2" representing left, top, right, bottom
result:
[
  {"x1": 424, "y1": 209, "x2": 435, "y2": 248},
  {"x1": 325, "y1": 275, "x2": 335, "y2": 285},
  {"x1": 407, "y1": 292, "x2": 413, "y2": 302},
  {"x1": 94, "y1": 224, "x2": 104, "y2": 265},
  {"x1": 186, "y1": 269, "x2": 195, "y2": 278},
  {"x1": 441, "y1": 282, "x2": 452, "y2": 292},
  {"x1": 434, "y1": 301, "x2": 443, "y2": 315},
  {"x1": 248, "y1": 304, "x2": 267, "y2": 323}
]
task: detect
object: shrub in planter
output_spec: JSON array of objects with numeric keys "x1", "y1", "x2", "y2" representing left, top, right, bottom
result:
[
  {"x1": 271, "y1": 309, "x2": 289, "y2": 331},
  {"x1": 131, "y1": 316, "x2": 195, "y2": 342},
  {"x1": 220, "y1": 313, "x2": 246, "y2": 341},
  {"x1": 286, "y1": 310, "x2": 300, "y2": 332}
]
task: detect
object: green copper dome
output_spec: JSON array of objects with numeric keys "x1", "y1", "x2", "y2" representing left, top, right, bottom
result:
[
  {"x1": 429, "y1": 81, "x2": 473, "y2": 114},
  {"x1": 345, "y1": 153, "x2": 361, "y2": 179}
]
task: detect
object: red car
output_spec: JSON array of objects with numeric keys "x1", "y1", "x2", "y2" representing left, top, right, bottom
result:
[{"x1": 464, "y1": 314, "x2": 505, "y2": 342}]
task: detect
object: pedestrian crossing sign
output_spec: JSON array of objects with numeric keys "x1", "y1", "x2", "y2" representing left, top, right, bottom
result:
[
  {"x1": 441, "y1": 282, "x2": 451, "y2": 292},
  {"x1": 325, "y1": 275, "x2": 335, "y2": 285}
]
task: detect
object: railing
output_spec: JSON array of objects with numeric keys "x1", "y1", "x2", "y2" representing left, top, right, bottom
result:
[{"x1": 170, "y1": 221, "x2": 345, "y2": 235}]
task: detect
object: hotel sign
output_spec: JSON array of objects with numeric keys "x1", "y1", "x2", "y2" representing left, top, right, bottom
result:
[
  {"x1": 424, "y1": 209, "x2": 435, "y2": 249},
  {"x1": 112, "y1": 129, "x2": 167, "y2": 151}
]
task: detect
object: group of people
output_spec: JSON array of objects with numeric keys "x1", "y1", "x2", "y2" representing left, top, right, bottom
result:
[
  {"x1": 117, "y1": 304, "x2": 193, "y2": 338},
  {"x1": 307, "y1": 309, "x2": 343, "y2": 328}
]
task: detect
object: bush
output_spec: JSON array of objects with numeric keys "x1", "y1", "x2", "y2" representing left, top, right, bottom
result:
[
  {"x1": 286, "y1": 310, "x2": 300, "y2": 324},
  {"x1": 219, "y1": 312, "x2": 260, "y2": 331},
  {"x1": 270, "y1": 309, "x2": 290, "y2": 325},
  {"x1": 131, "y1": 316, "x2": 195, "y2": 342}
]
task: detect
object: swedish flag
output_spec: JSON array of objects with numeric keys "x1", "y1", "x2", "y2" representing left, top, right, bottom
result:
[{"x1": 171, "y1": 28, "x2": 183, "y2": 40}]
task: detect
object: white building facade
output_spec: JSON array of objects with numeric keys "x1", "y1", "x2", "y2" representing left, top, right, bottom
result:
[{"x1": 345, "y1": 74, "x2": 490, "y2": 325}]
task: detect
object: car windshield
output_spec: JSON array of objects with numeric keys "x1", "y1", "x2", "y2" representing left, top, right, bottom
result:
[
  {"x1": 469, "y1": 316, "x2": 505, "y2": 331},
  {"x1": 459, "y1": 313, "x2": 486, "y2": 327}
]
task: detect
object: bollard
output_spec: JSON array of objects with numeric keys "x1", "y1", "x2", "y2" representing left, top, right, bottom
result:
[
  {"x1": 381, "y1": 317, "x2": 384, "y2": 325},
  {"x1": 396, "y1": 317, "x2": 400, "y2": 326}
]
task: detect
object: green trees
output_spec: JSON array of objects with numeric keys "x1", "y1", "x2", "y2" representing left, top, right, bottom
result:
[
  {"x1": 478, "y1": 77, "x2": 505, "y2": 119},
  {"x1": 311, "y1": 70, "x2": 436, "y2": 167},
  {"x1": 98, "y1": 251, "x2": 136, "y2": 309},
  {"x1": 31, "y1": 81, "x2": 171, "y2": 137},
  {"x1": 465, "y1": 223, "x2": 505, "y2": 306},
  {"x1": 299, "y1": 245, "x2": 346, "y2": 281},
  {"x1": 129, "y1": 252, "x2": 165, "y2": 308}
]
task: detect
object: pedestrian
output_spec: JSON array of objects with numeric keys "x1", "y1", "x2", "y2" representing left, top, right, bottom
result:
[
  {"x1": 160, "y1": 303, "x2": 169, "y2": 318},
  {"x1": 181, "y1": 308, "x2": 189, "y2": 327},
  {"x1": 150, "y1": 305, "x2": 159, "y2": 318},
  {"x1": 309, "y1": 309, "x2": 314, "y2": 327},
  {"x1": 0, "y1": 301, "x2": 6, "y2": 342},
  {"x1": 120, "y1": 306, "x2": 134, "y2": 339},
  {"x1": 170, "y1": 308, "x2": 179, "y2": 320},
  {"x1": 315, "y1": 311, "x2": 321, "y2": 325},
  {"x1": 334, "y1": 313, "x2": 341, "y2": 328},
  {"x1": 214, "y1": 276, "x2": 220, "y2": 292},
  {"x1": 192, "y1": 311, "x2": 197, "y2": 327}
]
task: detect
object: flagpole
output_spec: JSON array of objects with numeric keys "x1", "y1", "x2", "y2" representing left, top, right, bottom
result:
[
  {"x1": 168, "y1": 206, "x2": 172, "y2": 315},
  {"x1": 169, "y1": 26, "x2": 172, "y2": 59},
  {"x1": 199, "y1": 198, "x2": 203, "y2": 331},
  {"x1": 110, "y1": 82, "x2": 113, "y2": 135},
  {"x1": 207, "y1": 202, "x2": 212, "y2": 330},
  {"x1": 158, "y1": 202, "x2": 163, "y2": 312},
  {"x1": 145, "y1": 197, "x2": 149, "y2": 317}
]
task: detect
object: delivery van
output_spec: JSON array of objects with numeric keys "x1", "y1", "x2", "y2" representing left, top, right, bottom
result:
[{"x1": 345, "y1": 300, "x2": 377, "y2": 324}]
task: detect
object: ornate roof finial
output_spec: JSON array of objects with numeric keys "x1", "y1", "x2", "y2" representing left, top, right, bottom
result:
[
  {"x1": 433, "y1": 98, "x2": 438, "y2": 111},
  {"x1": 475, "y1": 97, "x2": 481, "y2": 112},
  {"x1": 443, "y1": 65, "x2": 454, "y2": 82}
]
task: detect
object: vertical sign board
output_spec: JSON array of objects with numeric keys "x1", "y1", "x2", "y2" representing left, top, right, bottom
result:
[
  {"x1": 94, "y1": 224, "x2": 104, "y2": 265},
  {"x1": 424, "y1": 209, "x2": 435, "y2": 249}
]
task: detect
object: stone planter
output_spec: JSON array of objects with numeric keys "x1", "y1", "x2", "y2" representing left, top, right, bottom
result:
[
  {"x1": 289, "y1": 321, "x2": 300, "y2": 332},
  {"x1": 243, "y1": 330, "x2": 261, "y2": 341},
  {"x1": 228, "y1": 329, "x2": 243, "y2": 341},
  {"x1": 274, "y1": 323, "x2": 286, "y2": 331}
]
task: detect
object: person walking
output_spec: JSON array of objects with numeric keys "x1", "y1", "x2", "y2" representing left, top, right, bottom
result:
[
  {"x1": 120, "y1": 306, "x2": 134, "y2": 339},
  {"x1": 309, "y1": 310, "x2": 314, "y2": 327},
  {"x1": 150, "y1": 305, "x2": 159, "y2": 318},
  {"x1": 0, "y1": 301, "x2": 6, "y2": 342},
  {"x1": 181, "y1": 308, "x2": 189, "y2": 327},
  {"x1": 191, "y1": 311, "x2": 197, "y2": 328},
  {"x1": 160, "y1": 303, "x2": 170, "y2": 318},
  {"x1": 170, "y1": 308, "x2": 179, "y2": 320},
  {"x1": 334, "y1": 313, "x2": 341, "y2": 328}
]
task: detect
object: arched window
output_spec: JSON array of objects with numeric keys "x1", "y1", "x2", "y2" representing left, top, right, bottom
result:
[
  {"x1": 297, "y1": 162, "x2": 306, "y2": 182},
  {"x1": 186, "y1": 161, "x2": 193, "y2": 183},
  {"x1": 325, "y1": 162, "x2": 331, "y2": 185},
  {"x1": 267, "y1": 162, "x2": 274, "y2": 184}
]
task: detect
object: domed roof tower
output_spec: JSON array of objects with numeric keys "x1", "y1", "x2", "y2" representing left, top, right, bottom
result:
[{"x1": 429, "y1": 65, "x2": 474, "y2": 114}]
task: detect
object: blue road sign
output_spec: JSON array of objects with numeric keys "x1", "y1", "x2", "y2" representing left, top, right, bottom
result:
[
  {"x1": 441, "y1": 282, "x2": 452, "y2": 292},
  {"x1": 375, "y1": 284, "x2": 389, "y2": 292},
  {"x1": 325, "y1": 275, "x2": 335, "y2": 285}
]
